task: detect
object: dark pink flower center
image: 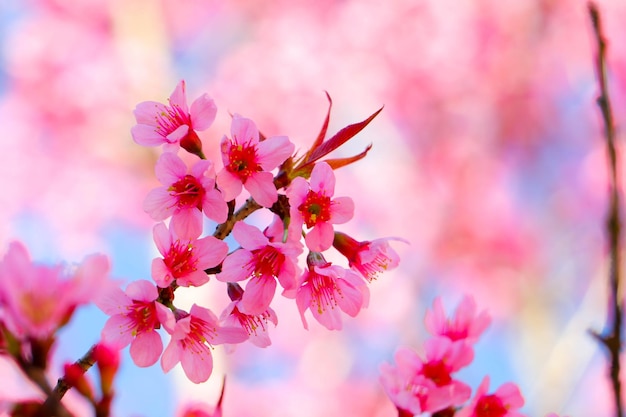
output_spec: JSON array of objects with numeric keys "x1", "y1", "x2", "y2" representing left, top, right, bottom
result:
[
  {"x1": 421, "y1": 360, "x2": 452, "y2": 387},
  {"x1": 127, "y1": 300, "x2": 159, "y2": 334},
  {"x1": 298, "y1": 190, "x2": 331, "y2": 228},
  {"x1": 251, "y1": 245, "x2": 285, "y2": 277},
  {"x1": 232, "y1": 306, "x2": 270, "y2": 336},
  {"x1": 355, "y1": 244, "x2": 392, "y2": 281},
  {"x1": 169, "y1": 175, "x2": 205, "y2": 209},
  {"x1": 182, "y1": 317, "x2": 216, "y2": 354},
  {"x1": 309, "y1": 272, "x2": 340, "y2": 313},
  {"x1": 227, "y1": 144, "x2": 260, "y2": 181},
  {"x1": 156, "y1": 103, "x2": 191, "y2": 136},
  {"x1": 165, "y1": 241, "x2": 197, "y2": 278},
  {"x1": 475, "y1": 395, "x2": 508, "y2": 417}
]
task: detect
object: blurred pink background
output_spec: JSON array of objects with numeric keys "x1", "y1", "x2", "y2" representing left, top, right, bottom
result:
[{"x1": 1, "y1": 0, "x2": 626, "y2": 415}]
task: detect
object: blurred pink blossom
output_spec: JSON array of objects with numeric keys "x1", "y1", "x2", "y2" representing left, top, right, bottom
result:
[
  {"x1": 0, "y1": 241, "x2": 110, "y2": 340},
  {"x1": 457, "y1": 376, "x2": 526, "y2": 417},
  {"x1": 425, "y1": 295, "x2": 491, "y2": 344}
]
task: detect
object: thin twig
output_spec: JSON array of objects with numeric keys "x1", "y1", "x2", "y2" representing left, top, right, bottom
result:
[
  {"x1": 41, "y1": 345, "x2": 97, "y2": 416},
  {"x1": 588, "y1": 3, "x2": 623, "y2": 417}
]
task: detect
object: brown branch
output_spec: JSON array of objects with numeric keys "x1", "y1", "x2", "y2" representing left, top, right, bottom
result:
[
  {"x1": 40, "y1": 344, "x2": 97, "y2": 416},
  {"x1": 588, "y1": 3, "x2": 623, "y2": 417},
  {"x1": 213, "y1": 197, "x2": 262, "y2": 240}
]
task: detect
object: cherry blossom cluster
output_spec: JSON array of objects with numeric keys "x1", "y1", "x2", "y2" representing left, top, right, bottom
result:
[
  {"x1": 95, "y1": 80, "x2": 402, "y2": 384},
  {"x1": 380, "y1": 296, "x2": 567, "y2": 417}
]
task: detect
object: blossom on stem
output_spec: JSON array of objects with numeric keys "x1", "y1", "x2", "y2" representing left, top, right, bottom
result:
[
  {"x1": 456, "y1": 376, "x2": 526, "y2": 417},
  {"x1": 131, "y1": 80, "x2": 216, "y2": 156},
  {"x1": 95, "y1": 279, "x2": 168, "y2": 367},
  {"x1": 379, "y1": 339, "x2": 472, "y2": 415},
  {"x1": 151, "y1": 222, "x2": 228, "y2": 288},
  {"x1": 216, "y1": 115, "x2": 294, "y2": 207},
  {"x1": 287, "y1": 162, "x2": 354, "y2": 251},
  {"x1": 295, "y1": 252, "x2": 368, "y2": 330},
  {"x1": 0, "y1": 241, "x2": 110, "y2": 340},
  {"x1": 220, "y1": 283, "x2": 277, "y2": 348},
  {"x1": 144, "y1": 153, "x2": 228, "y2": 239},
  {"x1": 161, "y1": 304, "x2": 248, "y2": 383},
  {"x1": 216, "y1": 220, "x2": 301, "y2": 315},
  {"x1": 425, "y1": 295, "x2": 491, "y2": 344},
  {"x1": 332, "y1": 232, "x2": 404, "y2": 281}
]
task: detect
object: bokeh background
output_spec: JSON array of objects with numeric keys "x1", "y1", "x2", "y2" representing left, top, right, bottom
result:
[{"x1": 1, "y1": 0, "x2": 626, "y2": 416}]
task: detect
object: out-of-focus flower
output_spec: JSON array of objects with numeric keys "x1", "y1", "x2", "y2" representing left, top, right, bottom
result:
[
  {"x1": 92, "y1": 342, "x2": 120, "y2": 395},
  {"x1": 456, "y1": 376, "x2": 526, "y2": 417},
  {"x1": 144, "y1": 153, "x2": 228, "y2": 239},
  {"x1": 0, "y1": 241, "x2": 110, "y2": 340},
  {"x1": 287, "y1": 162, "x2": 354, "y2": 251},
  {"x1": 295, "y1": 252, "x2": 368, "y2": 330},
  {"x1": 332, "y1": 232, "x2": 404, "y2": 281},
  {"x1": 220, "y1": 283, "x2": 277, "y2": 348},
  {"x1": 131, "y1": 80, "x2": 217, "y2": 156},
  {"x1": 380, "y1": 340, "x2": 472, "y2": 416},
  {"x1": 425, "y1": 295, "x2": 491, "y2": 344},
  {"x1": 161, "y1": 304, "x2": 248, "y2": 383},
  {"x1": 216, "y1": 220, "x2": 301, "y2": 315},
  {"x1": 151, "y1": 222, "x2": 228, "y2": 288},
  {"x1": 216, "y1": 115, "x2": 294, "y2": 207},
  {"x1": 95, "y1": 280, "x2": 168, "y2": 367}
]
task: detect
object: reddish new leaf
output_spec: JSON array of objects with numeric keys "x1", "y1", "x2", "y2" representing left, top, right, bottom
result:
[{"x1": 306, "y1": 105, "x2": 383, "y2": 163}]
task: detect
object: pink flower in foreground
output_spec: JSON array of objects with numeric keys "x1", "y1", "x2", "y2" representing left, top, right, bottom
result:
[
  {"x1": 131, "y1": 80, "x2": 217, "y2": 155},
  {"x1": 151, "y1": 222, "x2": 228, "y2": 288},
  {"x1": 287, "y1": 162, "x2": 354, "y2": 251},
  {"x1": 295, "y1": 252, "x2": 368, "y2": 330},
  {"x1": 456, "y1": 376, "x2": 526, "y2": 417},
  {"x1": 332, "y1": 232, "x2": 404, "y2": 281},
  {"x1": 95, "y1": 279, "x2": 168, "y2": 367},
  {"x1": 216, "y1": 115, "x2": 294, "y2": 207},
  {"x1": 220, "y1": 283, "x2": 277, "y2": 348},
  {"x1": 216, "y1": 220, "x2": 301, "y2": 315},
  {"x1": 425, "y1": 295, "x2": 491, "y2": 344},
  {"x1": 144, "y1": 153, "x2": 228, "y2": 239},
  {"x1": 0, "y1": 241, "x2": 110, "y2": 339},
  {"x1": 380, "y1": 340, "x2": 472, "y2": 415},
  {"x1": 161, "y1": 304, "x2": 248, "y2": 383}
]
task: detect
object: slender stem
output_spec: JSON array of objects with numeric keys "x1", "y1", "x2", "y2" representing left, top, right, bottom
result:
[
  {"x1": 588, "y1": 3, "x2": 623, "y2": 417},
  {"x1": 213, "y1": 197, "x2": 262, "y2": 240},
  {"x1": 41, "y1": 345, "x2": 97, "y2": 416}
]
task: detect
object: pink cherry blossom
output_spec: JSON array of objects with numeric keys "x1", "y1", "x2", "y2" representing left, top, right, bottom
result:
[
  {"x1": 456, "y1": 376, "x2": 526, "y2": 417},
  {"x1": 216, "y1": 114, "x2": 294, "y2": 207},
  {"x1": 0, "y1": 241, "x2": 110, "y2": 340},
  {"x1": 131, "y1": 80, "x2": 217, "y2": 155},
  {"x1": 287, "y1": 162, "x2": 354, "y2": 251},
  {"x1": 425, "y1": 295, "x2": 491, "y2": 344},
  {"x1": 144, "y1": 152, "x2": 228, "y2": 239},
  {"x1": 295, "y1": 252, "x2": 368, "y2": 330},
  {"x1": 220, "y1": 284, "x2": 278, "y2": 348},
  {"x1": 332, "y1": 232, "x2": 404, "y2": 281},
  {"x1": 151, "y1": 222, "x2": 228, "y2": 288},
  {"x1": 161, "y1": 304, "x2": 248, "y2": 383},
  {"x1": 216, "y1": 220, "x2": 302, "y2": 315},
  {"x1": 95, "y1": 280, "x2": 168, "y2": 367},
  {"x1": 379, "y1": 339, "x2": 472, "y2": 415}
]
